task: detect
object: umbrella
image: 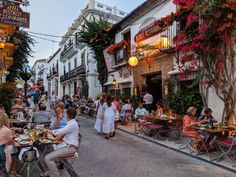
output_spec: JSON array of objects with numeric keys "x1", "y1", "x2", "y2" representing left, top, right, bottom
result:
[{"x1": 31, "y1": 85, "x2": 40, "y2": 89}]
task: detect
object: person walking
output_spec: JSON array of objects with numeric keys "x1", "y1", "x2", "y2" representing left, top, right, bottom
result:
[
  {"x1": 103, "y1": 96, "x2": 116, "y2": 139},
  {"x1": 94, "y1": 94, "x2": 107, "y2": 134}
]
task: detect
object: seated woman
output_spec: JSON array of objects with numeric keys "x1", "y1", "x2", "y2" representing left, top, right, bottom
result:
[
  {"x1": 135, "y1": 102, "x2": 148, "y2": 118},
  {"x1": 0, "y1": 113, "x2": 13, "y2": 173},
  {"x1": 119, "y1": 99, "x2": 132, "y2": 122},
  {"x1": 155, "y1": 102, "x2": 163, "y2": 116},
  {"x1": 182, "y1": 106, "x2": 206, "y2": 151}
]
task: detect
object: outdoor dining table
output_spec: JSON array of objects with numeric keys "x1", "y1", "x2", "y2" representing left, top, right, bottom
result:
[
  {"x1": 193, "y1": 125, "x2": 235, "y2": 158},
  {"x1": 11, "y1": 127, "x2": 56, "y2": 177}
]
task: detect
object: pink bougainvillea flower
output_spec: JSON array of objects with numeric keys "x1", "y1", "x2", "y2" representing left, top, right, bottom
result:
[
  {"x1": 180, "y1": 55, "x2": 188, "y2": 62},
  {"x1": 186, "y1": 13, "x2": 198, "y2": 26}
]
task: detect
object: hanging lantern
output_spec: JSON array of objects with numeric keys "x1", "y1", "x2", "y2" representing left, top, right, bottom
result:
[
  {"x1": 0, "y1": 41, "x2": 5, "y2": 49},
  {"x1": 112, "y1": 78, "x2": 117, "y2": 85},
  {"x1": 128, "y1": 56, "x2": 138, "y2": 67},
  {"x1": 160, "y1": 35, "x2": 169, "y2": 48},
  {"x1": 146, "y1": 57, "x2": 154, "y2": 64}
]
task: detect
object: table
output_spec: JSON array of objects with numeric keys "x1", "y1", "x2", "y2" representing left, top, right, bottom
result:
[
  {"x1": 12, "y1": 129, "x2": 56, "y2": 177},
  {"x1": 195, "y1": 126, "x2": 235, "y2": 158}
]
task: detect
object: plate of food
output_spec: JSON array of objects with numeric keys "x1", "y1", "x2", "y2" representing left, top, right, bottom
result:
[
  {"x1": 20, "y1": 140, "x2": 31, "y2": 145},
  {"x1": 19, "y1": 134, "x2": 29, "y2": 140},
  {"x1": 41, "y1": 139, "x2": 52, "y2": 144}
]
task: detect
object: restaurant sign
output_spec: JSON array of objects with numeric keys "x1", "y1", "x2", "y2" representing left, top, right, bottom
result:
[
  {"x1": 0, "y1": 4, "x2": 30, "y2": 28},
  {"x1": 134, "y1": 19, "x2": 164, "y2": 43}
]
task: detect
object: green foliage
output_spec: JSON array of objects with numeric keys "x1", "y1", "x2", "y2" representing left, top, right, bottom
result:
[
  {"x1": 77, "y1": 15, "x2": 113, "y2": 86},
  {"x1": 0, "y1": 82, "x2": 19, "y2": 114},
  {"x1": 7, "y1": 30, "x2": 35, "y2": 81},
  {"x1": 164, "y1": 91, "x2": 203, "y2": 115}
]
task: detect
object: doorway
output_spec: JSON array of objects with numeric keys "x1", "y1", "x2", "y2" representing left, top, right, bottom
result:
[{"x1": 146, "y1": 72, "x2": 162, "y2": 104}]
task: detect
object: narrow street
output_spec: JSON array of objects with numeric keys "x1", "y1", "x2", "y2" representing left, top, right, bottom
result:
[{"x1": 72, "y1": 116, "x2": 235, "y2": 177}]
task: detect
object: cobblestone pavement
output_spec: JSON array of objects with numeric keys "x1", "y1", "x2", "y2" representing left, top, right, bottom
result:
[{"x1": 72, "y1": 116, "x2": 235, "y2": 177}]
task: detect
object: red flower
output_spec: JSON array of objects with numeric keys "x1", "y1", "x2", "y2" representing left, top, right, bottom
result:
[
  {"x1": 186, "y1": 13, "x2": 197, "y2": 27},
  {"x1": 180, "y1": 55, "x2": 188, "y2": 62}
]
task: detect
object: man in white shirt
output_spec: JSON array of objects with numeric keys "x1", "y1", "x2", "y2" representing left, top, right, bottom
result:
[
  {"x1": 41, "y1": 108, "x2": 79, "y2": 177},
  {"x1": 143, "y1": 91, "x2": 153, "y2": 112}
]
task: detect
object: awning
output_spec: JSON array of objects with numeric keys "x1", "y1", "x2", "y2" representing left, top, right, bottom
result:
[
  {"x1": 167, "y1": 67, "x2": 181, "y2": 75},
  {"x1": 117, "y1": 78, "x2": 132, "y2": 84},
  {"x1": 104, "y1": 78, "x2": 132, "y2": 86}
]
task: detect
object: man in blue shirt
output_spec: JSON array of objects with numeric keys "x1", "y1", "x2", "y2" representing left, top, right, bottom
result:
[{"x1": 49, "y1": 105, "x2": 67, "y2": 129}]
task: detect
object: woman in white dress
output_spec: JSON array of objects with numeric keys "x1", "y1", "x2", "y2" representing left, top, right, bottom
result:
[
  {"x1": 94, "y1": 94, "x2": 106, "y2": 134},
  {"x1": 103, "y1": 96, "x2": 116, "y2": 139}
]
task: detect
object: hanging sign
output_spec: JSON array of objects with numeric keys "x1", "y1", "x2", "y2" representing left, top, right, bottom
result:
[{"x1": 0, "y1": 4, "x2": 30, "y2": 28}]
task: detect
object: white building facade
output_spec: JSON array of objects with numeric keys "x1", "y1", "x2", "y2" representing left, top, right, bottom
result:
[
  {"x1": 59, "y1": 0, "x2": 127, "y2": 99},
  {"x1": 46, "y1": 48, "x2": 61, "y2": 98},
  {"x1": 32, "y1": 59, "x2": 47, "y2": 90}
]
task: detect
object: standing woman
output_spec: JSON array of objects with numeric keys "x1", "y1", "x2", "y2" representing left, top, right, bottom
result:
[
  {"x1": 103, "y1": 96, "x2": 116, "y2": 139},
  {"x1": 94, "y1": 94, "x2": 107, "y2": 134}
]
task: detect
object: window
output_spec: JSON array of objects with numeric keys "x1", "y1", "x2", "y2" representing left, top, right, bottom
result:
[
  {"x1": 115, "y1": 49, "x2": 124, "y2": 62},
  {"x1": 63, "y1": 65, "x2": 66, "y2": 74},
  {"x1": 97, "y1": 3, "x2": 103, "y2": 8},
  {"x1": 68, "y1": 62, "x2": 71, "y2": 72},
  {"x1": 74, "y1": 57, "x2": 77, "y2": 68},
  {"x1": 81, "y1": 51, "x2": 86, "y2": 65},
  {"x1": 119, "y1": 11, "x2": 125, "y2": 16},
  {"x1": 106, "y1": 7, "x2": 112, "y2": 11}
]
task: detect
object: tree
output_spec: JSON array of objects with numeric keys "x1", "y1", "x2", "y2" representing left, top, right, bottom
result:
[
  {"x1": 76, "y1": 15, "x2": 113, "y2": 87},
  {"x1": 7, "y1": 30, "x2": 35, "y2": 81},
  {"x1": 173, "y1": 0, "x2": 236, "y2": 121}
]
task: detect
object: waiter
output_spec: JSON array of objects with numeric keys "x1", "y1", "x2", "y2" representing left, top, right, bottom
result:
[{"x1": 143, "y1": 91, "x2": 153, "y2": 112}]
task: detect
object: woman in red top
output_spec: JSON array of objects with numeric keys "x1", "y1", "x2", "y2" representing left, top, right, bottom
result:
[{"x1": 182, "y1": 106, "x2": 206, "y2": 151}]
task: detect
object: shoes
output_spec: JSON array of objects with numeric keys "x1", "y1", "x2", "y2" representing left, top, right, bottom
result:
[
  {"x1": 40, "y1": 171, "x2": 50, "y2": 177},
  {"x1": 105, "y1": 136, "x2": 109, "y2": 139},
  {"x1": 109, "y1": 132, "x2": 116, "y2": 137}
]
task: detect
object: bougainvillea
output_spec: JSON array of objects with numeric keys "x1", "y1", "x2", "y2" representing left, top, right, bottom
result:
[
  {"x1": 173, "y1": 0, "x2": 236, "y2": 121},
  {"x1": 106, "y1": 39, "x2": 128, "y2": 54}
]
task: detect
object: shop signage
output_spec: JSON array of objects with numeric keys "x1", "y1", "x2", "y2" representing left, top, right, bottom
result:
[
  {"x1": 134, "y1": 21, "x2": 164, "y2": 43},
  {"x1": 0, "y1": 4, "x2": 30, "y2": 28}
]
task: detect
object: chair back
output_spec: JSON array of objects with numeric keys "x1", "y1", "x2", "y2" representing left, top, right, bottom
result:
[
  {"x1": 23, "y1": 149, "x2": 37, "y2": 162},
  {"x1": 125, "y1": 109, "x2": 132, "y2": 117}
]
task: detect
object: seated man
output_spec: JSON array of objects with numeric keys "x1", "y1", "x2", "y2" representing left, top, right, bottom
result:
[
  {"x1": 41, "y1": 108, "x2": 79, "y2": 177},
  {"x1": 49, "y1": 105, "x2": 68, "y2": 130},
  {"x1": 32, "y1": 103, "x2": 52, "y2": 123},
  {"x1": 198, "y1": 108, "x2": 217, "y2": 123},
  {"x1": 135, "y1": 102, "x2": 148, "y2": 118}
]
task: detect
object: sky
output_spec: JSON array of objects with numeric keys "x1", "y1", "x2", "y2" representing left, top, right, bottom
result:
[{"x1": 24, "y1": 0, "x2": 145, "y2": 66}]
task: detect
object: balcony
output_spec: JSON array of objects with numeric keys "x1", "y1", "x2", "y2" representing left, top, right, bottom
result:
[
  {"x1": 47, "y1": 67, "x2": 59, "y2": 80},
  {"x1": 60, "y1": 73, "x2": 69, "y2": 82},
  {"x1": 60, "y1": 65, "x2": 86, "y2": 82},
  {"x1": 60, "y1": 39, "x2": 78, "y2": 62}
]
